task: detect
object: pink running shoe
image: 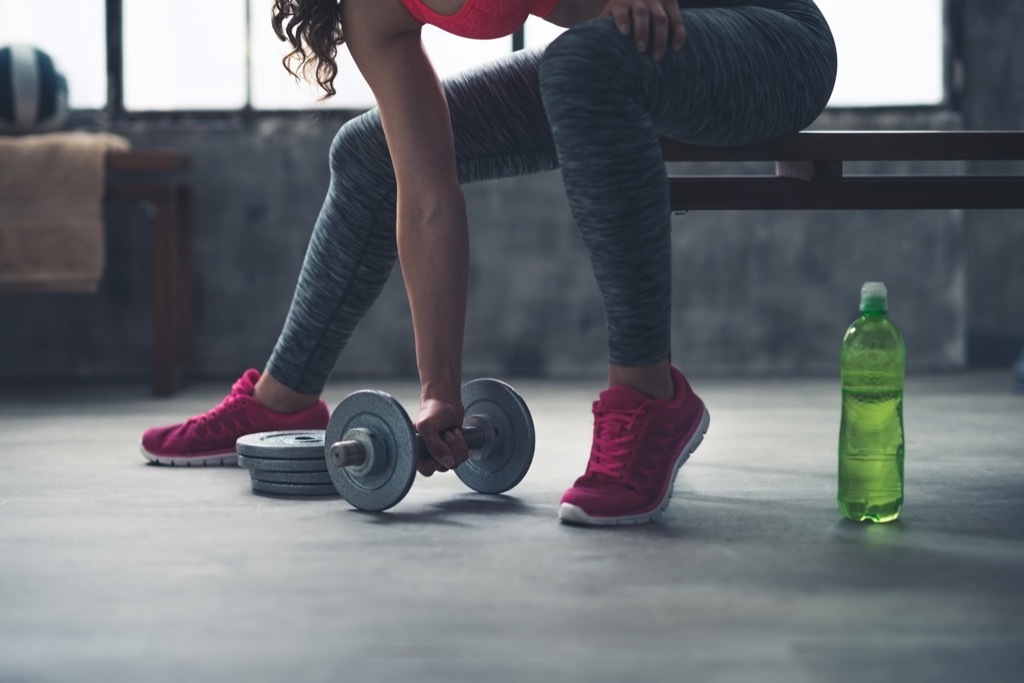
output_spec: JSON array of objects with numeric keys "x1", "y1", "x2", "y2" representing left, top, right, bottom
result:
[
  {"x1": 140, "y1": 369, "x2": 330, "y2": 466},
  {"x1": 559, "y1": 366, "x2": 710, "y2": 526}
]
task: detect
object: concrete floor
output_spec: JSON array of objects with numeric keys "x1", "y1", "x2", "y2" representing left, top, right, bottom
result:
[{"x1": 1, "y1": 372, "x2": 1022, "y2": 683}]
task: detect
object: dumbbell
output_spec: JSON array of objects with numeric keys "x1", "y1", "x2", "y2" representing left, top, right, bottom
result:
[{"x1": 323, "y1": 378, "x2": 535, "y2": 512}]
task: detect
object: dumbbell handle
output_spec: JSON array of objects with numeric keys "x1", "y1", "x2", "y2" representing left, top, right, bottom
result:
[{"x1": 329, "y1": 424, "x2": 486, "y2": 468}]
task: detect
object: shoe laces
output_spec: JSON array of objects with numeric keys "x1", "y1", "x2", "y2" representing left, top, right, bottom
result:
[
  {"x1": 183, "y1": 380, "x2": 249, "y2": 429},
  {"x1": 586, "y1": 403, "x2": 648, "y2": 482}
]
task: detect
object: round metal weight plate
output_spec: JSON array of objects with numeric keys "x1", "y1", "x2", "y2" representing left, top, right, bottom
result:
[
  {"x1": 237, "y1": 454, "x2": 327, "y2": 473},
  {"x1": 324, "y1": 390, "x2": 418, "y2": 512},
  {"x1": 455, "y1": 379, "x2": 535, "y2": 494},
  {"x1": 236, "y1": 430, "x2": 325, "y2": 459},
  {"x1": 249, "y1": 469, "x2": 334, "y2": 485},
  {"x1": 250, "y1": 480, "x2": 339, "y2": 497}
]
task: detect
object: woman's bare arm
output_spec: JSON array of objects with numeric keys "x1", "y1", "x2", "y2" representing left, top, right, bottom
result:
[{"x1": 343, "y1": 0, "x2": 470, "y2": 469}]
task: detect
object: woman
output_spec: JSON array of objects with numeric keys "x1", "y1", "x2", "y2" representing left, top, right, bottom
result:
[{"x1": 141, "y1": 0, "x2": 837, "y2": 525}]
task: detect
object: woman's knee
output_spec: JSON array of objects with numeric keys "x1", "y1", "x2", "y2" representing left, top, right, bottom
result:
[
  {"x1": 317, "y1": 111, "x2": 398, "y2": 247},
  {"x1": 538, "y1": 18, "x2": 638, "y2": 103},
  {"x1": 328, "y1": 110, "x2": 394, "y2": 183}
]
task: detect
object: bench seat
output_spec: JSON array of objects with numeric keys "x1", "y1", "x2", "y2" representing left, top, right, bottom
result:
[{"x1": 661, "y1": 131, "x2": 1024, "y2": 210}]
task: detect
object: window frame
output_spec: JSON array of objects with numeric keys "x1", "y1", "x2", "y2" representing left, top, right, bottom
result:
[{"x1": 69, "y1": 0, "x2": 959, "y2": 125}]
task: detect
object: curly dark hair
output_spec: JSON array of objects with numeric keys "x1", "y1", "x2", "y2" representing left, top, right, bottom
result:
[{"x1": 271, "y1": 0, "x2": 345, "y2": 99}]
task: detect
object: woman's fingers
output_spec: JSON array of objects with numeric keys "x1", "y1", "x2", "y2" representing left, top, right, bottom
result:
[
  {"x1": 601, "y1": 1, "x2": 687, "y2": 59},
  {"x1": 417, "y1": 429, "x2": 467, "y2": 476},
  {"x1": 416, "y1": 455, "x2": 444, "y2": 477},
  {"x1": 444, "y1": 429, "x2": 469, "y2": 468},
  {"x1": 420, "y1": 425, "x2": 456, "y2": 470},
  {"x1": 647, "y1": 4, "x2": 671, "y2": 59},
  {"x1": 667, "y1": 1, "x2": 687, "y2": 52},
  {"x1": 414, "y1": 398, "x2": 466, "y2": 475},
  {"x1": 608, "y1": 3, "x2": 632, "y2": 36},
  {"x1": 631, "y1": 2, "x2": 651, "y2": 53}
]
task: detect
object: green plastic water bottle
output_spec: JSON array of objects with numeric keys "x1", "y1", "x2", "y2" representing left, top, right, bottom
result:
[{"x1": 838, "y1": 282, "x2": 906, "y2": 523}]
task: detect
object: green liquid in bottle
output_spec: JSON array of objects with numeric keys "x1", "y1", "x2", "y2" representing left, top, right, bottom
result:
[{"x1": 838, "y1": 284, "x2": 905, "y2": 523}]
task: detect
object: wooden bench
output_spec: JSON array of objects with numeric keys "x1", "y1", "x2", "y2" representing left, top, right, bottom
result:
[
  {"x1": 104, "y1": 150, "x2": 193, "y2": 396},
  {"x1": 660, "y1": 130, "x2": 1024, "y2": 211}
]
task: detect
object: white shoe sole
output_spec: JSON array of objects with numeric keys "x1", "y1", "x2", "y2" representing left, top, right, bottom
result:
[
  {"x1": 140, "y1": 444, "x2": 239, "y2": 467},
  {"x1": 558, "y1": 405, "x2": 710, "y2": 527}
]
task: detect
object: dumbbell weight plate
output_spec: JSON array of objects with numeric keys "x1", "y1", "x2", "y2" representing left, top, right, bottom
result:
[
  {"x1": 236, "y1": 430, "x2": 326, "y2": 459},
  {"x1": 237, "y1": 454, "x2": 327, "y2": 473},
  {"x1": 324, "y1": 390, "x2": 418, "y2": 512},
  {"x1": 455, "y1": 378, "x2": 535, "y2": 495},
  {"x1": 251, "y1": 480, "x2": 339, "y2": 497},
  {"x1": 249, "y1": 469, "x2": 334, "y2": 485}
]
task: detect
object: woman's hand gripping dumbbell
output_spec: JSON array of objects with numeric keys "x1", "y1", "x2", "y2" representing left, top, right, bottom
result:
[{"x1": 411, "y1": 397, "x2": 467, "y2": 477}]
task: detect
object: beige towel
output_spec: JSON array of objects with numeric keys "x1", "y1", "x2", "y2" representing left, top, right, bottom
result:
[{"x1": 0, "y1": 132, "x2": 131, "y2": 293}]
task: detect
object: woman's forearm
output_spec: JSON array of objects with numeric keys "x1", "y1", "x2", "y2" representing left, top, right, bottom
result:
[{"x1": 396, "y1": 189, "x2": 470, "y2": 403}]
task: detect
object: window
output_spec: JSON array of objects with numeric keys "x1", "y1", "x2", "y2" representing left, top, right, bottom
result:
[
  {"x1": 815, "y1": 0, "x2": 945, "y2": 107},
  {"x1": 523, "y1": 15, "x2": 565, "y2": 51},
  {"x1": 123, "y1": 0, "x2": 249, "y2": 110}
]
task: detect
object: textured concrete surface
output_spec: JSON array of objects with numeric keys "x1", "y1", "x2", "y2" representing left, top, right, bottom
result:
[{"x1": 1, "y1": 372, "x2": 1022, "y2": 683}]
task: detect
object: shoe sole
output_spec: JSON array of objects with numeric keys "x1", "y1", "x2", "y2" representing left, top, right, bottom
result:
[
  {"x1": 140, "y1": 444, "x2": 239, "y2": 467},
  {"x1": 558, "y1": 404, "x2": 710, "y2": 527}
]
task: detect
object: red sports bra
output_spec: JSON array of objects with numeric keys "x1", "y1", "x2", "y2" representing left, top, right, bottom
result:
[{"x1": 398, "y1": 0, "x2": 561, "y2": 40}]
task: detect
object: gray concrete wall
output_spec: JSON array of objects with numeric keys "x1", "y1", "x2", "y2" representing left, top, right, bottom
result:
[
  {"x1": 958, "y1": 0, "x2": 1024, "y2": 365},
  {"x1": 1, "y1": 2, "x2": 1021, "y2": 383}
]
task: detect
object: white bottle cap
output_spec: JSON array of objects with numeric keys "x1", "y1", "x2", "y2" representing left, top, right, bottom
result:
[{"x1": 860, "y1": 282, "x2": 888, "y2": 313}]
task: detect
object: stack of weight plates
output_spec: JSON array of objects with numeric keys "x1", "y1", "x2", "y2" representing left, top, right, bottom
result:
[{"x1": 235, "y1": 430, "x2": 339, "y2": 497}]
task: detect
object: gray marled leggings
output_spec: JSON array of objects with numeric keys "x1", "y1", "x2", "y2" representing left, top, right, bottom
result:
[{"x1": 268, "y1": 0, "x2": 837, "y2": 394}]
